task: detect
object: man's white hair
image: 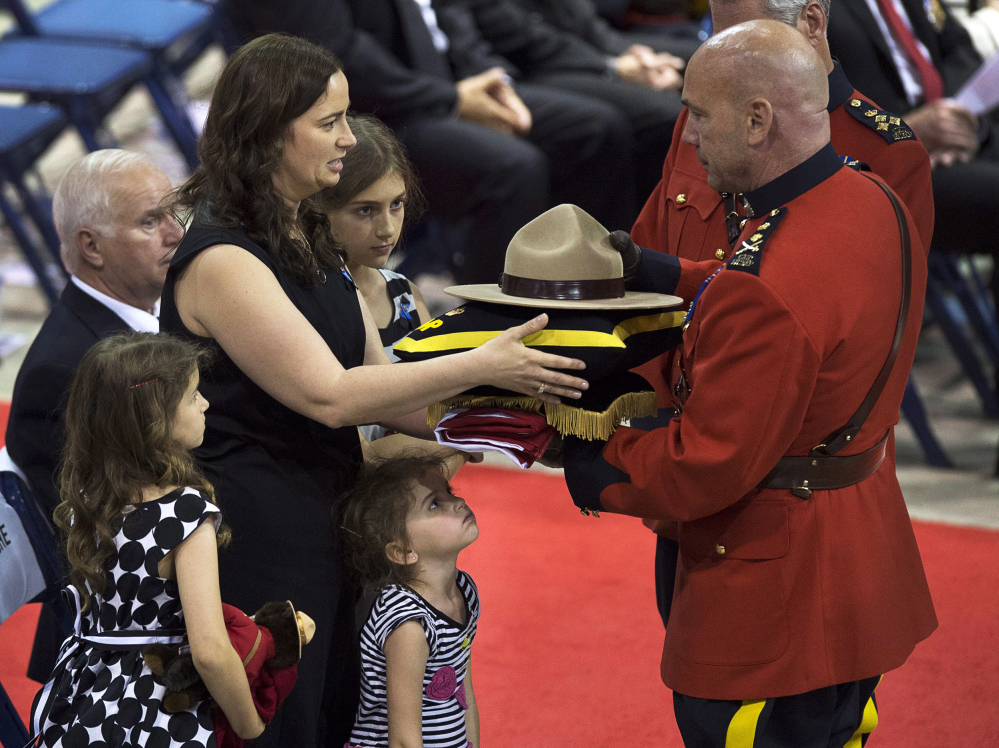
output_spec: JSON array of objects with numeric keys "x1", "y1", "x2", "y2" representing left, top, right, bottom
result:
[
  {"x1": 53, "y1": 149, "x2": 157, "y2": 264},
  {"x1": 762, "y1": 0, "x2": 831, "y2": 25}
]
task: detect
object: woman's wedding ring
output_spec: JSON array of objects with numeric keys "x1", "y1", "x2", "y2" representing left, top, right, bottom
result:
[{"x1": 537, "y1": 383, "x2": 546, "y2": 395}]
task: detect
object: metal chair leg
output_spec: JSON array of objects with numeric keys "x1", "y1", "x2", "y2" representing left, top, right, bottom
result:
[
  {"x1": 142, "y1": 73, "x2": 199, "y2": 170},
  {"x1": 925, "y1": 272, "x2": 999, "y2": 418},
  {"x1": 901, "y1": 377, "x2": 952, "y2": 468},
  {"x1": 12, "y1": 177, "x2": 61, "y2": 260},
  {"x1": 931, "y1": 253, "x2": 999, "y2": 365},
  {"x1": 0, "y1": 187, "x2": 60, "y2": 304}
]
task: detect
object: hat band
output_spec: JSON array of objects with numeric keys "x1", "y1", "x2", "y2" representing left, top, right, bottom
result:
[{"x1": 500, "y1": 274, "x2": 626, "y2": 301}]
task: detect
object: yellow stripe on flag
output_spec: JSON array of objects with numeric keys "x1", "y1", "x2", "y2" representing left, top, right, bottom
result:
[
  {"x1": 393, "y1": 311, "x2": 686, "y2": 354},
  {"x1": 725, "y1": 699, "x2": 767, "y2": 748}
]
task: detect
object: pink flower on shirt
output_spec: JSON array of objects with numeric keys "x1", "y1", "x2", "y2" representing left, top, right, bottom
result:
[{"x1": 425, "y1": 666, "x2": 458, "y2": 701}]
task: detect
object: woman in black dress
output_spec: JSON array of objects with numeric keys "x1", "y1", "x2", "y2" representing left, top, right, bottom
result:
[{"x1": 161, "y1": 34, "x2": 588, "y2": 748}]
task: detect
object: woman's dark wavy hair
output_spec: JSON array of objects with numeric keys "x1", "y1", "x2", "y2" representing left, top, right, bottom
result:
[
  {"x1": 311, "y1": 113, "x2": 426, "y2": 222},
  {"x1": 53, "y1": 332, "x2": 229, "y2": 610},
  {"x1": 341, "y1": 454, "x2": 450, "y2": 588},
  {"x1": 172, "y1": 33, "x2": 347, "y2": 286}
]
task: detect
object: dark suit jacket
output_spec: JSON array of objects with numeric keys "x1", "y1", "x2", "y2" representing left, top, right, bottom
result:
[
  {"x1": 513, "y1": 0, "x2": 633, "y2": 55},
  {"x1": 434, "y1": 0, "x2": 608, "y2": 80},
  {"x1": 225, "y1": 0, "x2": 460, "y2": 121},
  {"x1": 827, "y1": 0, "x2": 982, "y2": 113},
  {"x1": 6, "y1": 281, "x2": 132, "y2": 516}
]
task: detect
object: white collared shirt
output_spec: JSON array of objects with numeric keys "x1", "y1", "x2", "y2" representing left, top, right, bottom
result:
[
  {"x1": 863, "y1": 0, "x2": 937, "y2": 107},
  {"x1": 413, "y1": 0, "x2": 450, "y2": 53},
  {"x1": 70, "y1": 275, "x2": 159, "y2": 333}
]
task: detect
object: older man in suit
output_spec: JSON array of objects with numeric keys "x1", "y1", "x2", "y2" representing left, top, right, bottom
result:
[{"x1": 8, "y1": 149, "x2": 182, "y2": 683}]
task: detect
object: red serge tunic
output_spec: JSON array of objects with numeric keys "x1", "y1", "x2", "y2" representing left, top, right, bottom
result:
[
  {"x1": 631, "y1": 63, "x2": 934, "y2": 405},
  {"x1": 564, "y1": 146, "x2": 938, "y2": 700}
]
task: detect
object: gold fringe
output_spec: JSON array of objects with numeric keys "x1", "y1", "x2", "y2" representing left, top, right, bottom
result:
[{"x1": 427, "y1": 390, "x2": 657, "y2": 441}]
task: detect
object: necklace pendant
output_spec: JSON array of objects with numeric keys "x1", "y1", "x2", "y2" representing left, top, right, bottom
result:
[{"x1": 317, "y1": 269, "x2": 327, "y2": 284}]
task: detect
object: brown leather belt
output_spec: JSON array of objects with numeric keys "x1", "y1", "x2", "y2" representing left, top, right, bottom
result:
[
  {"x1": 759, "y1": 174, "x2": 911, "y2": 499},
  {"x1": 760, "y1": 432, "x2": 889, "y2": 499}
]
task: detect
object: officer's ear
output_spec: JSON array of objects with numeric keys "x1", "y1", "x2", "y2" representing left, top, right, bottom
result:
[
  {"x1": 745, "y1": 98, "x2": 773, "y2": 146},
  {"x1": 797, "y1": 2, "x2": 828, "y2": 45}
]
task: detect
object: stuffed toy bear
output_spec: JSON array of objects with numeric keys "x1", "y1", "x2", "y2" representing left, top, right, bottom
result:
[{"x1": 142, "y1": 600, "x2": 314, "y2": 747}]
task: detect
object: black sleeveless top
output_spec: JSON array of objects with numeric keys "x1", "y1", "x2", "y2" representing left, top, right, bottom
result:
[{"x1": 159, "y1": 222, "x2": 366, "y2": 614}]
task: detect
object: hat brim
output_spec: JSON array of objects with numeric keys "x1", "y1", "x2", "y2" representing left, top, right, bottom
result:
[{"x1": 444, "y1": 284, "x2": 683, "y2": 310}]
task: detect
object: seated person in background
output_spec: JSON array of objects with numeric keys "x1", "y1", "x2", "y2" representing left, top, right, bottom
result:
[
  {"x1": 828, "y1": 0, "x2": 999, "y2": 427},
  {"x1": 828, "y1": 0, "x2": 999, "y2": 245},
  {"x1": 316, "y1": 114, "x2": 430, "y2": 363},
  {"x1": 521, "y1": 0, "x2": 702, "y2": 70},
  {"x1": 435, "y1": 0, "x2": 685, "y2": 209},
  {"x1": 943, "y1": 0, "x2": 999, "y2": 59},
  {"x1": 6, "y1": 150, "x2": 182, "y2": 683}
]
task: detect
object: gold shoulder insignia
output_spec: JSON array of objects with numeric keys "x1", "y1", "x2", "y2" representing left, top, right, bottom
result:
[
  {"x1": 728, "y1": 207, "x2": 788, "y2": 277},
  {"x1": 845, "y1": 99, "x2": 916, "y2": 143}
]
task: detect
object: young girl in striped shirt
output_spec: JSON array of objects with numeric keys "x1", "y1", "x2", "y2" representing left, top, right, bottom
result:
[{"x1": 341, "y1": 456, "x2": 481, "y2": 748}]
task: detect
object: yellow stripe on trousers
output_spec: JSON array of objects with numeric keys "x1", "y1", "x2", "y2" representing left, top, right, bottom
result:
[
  {"x1": 844, "y1": 693, "x2": 880, "y2": 748},
  {"x1": 725, "y1": 699, "x2": 767, "y2": 748}
]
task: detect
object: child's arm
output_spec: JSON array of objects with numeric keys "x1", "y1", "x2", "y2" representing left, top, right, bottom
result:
[
  {"x1": 174, "y1": 520, "x2": 265, "y2": 740},
  {"x1": 385, "y1": 620, "x2": 430, "y2": 748},
  {"x1": 463, "y1": 659, "x2": 480, "y2": 748}
]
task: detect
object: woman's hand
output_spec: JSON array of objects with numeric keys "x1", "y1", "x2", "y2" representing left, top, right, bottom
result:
[{"x1": 472, "y1": 314, "x2": 588, "y2": 404}]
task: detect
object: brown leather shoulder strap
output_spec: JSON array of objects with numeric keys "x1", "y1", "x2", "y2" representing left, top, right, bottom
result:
[{"x1": 813, "y1": 175, "x2": 912, "y2": 457}]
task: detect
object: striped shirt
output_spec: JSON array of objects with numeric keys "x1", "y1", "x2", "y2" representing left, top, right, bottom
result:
[{"x1": 347, "y1": 571, "x2": 480, "y2": 748}]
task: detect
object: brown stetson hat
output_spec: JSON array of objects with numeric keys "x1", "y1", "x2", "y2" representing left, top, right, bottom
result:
[{"x1": 445, "y1": 204, "x2": 683, "y2": 310}]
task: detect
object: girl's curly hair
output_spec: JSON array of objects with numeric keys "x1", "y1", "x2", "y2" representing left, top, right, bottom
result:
[
  {"x1": 340, "y1": 454, "x2": 450, "y2": 588},
  {"x1": 54, "y1": 332, "x2": 229, "y2": 610}
]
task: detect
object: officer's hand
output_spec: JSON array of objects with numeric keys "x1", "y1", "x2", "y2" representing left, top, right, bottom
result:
[{"x1": 608, "y1": 230, "x2": 643, "y2": 286}]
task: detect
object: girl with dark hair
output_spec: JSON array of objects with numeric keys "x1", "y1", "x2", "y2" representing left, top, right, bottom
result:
[
  {"x1": 31, "y1": 332, "x2": 265, "y2": 748},
  {"x1": 314, "y1": 114, "x2": 429, "y2": 363},
  {"x1": 341, "y1": 456, "x2": 481, "y2": 748},
  {"x1": 163, "y1": 33, "x2": 588, "y2": 746}
]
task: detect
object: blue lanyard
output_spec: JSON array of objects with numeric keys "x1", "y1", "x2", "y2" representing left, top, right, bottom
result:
[{"x1": 684, "y1": 263, "x2": 726, "y2": 326}]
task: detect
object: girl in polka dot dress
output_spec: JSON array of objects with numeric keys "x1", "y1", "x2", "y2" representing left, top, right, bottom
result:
[{"x1": 30, "y1": 332, "x2": 265, "y2": 748}]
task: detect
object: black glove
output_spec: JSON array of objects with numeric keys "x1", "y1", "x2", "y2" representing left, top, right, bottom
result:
[{"x1": 608, "y1": 230, "x2": 643, "y2": 287}]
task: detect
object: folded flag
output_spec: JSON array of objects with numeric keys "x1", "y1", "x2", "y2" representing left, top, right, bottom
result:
[{"x1": 435, "y1": 408, "x2": 557, "y2": 469}]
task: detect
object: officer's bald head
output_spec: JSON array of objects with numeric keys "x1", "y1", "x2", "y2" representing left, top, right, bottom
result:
[{"x1": 680, "y1": 20, "x2": 831, "y2": 193}]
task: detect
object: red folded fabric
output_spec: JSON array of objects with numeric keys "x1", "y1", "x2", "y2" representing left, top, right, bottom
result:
[{"x1": 435, "y1": 408, "x2": 557, "y2": 468}]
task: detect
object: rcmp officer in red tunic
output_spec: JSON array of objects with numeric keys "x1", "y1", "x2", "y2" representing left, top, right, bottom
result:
[
  {"x1": 561, "y1": 22, "x2": 937, "y2": 747},
  {"x1": 625, "y1": 0, "x2": 938, "y2": 664},
  {"x1": 632, "y1": 0, "x2": 934, "y2": 403}
]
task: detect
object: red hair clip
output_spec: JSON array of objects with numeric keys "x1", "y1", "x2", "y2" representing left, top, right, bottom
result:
[{"x1": 128, "y1": 379, "x2": 160, "y2": 390}]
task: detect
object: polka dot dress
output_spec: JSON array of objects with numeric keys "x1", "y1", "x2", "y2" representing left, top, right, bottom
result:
[{"x1": 31, "y1": 487, "x2": 222, "y2": 748}]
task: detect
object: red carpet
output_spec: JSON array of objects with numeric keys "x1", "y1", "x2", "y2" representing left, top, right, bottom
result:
[{"x1": 2, "y1": 417, "x2": 997, "y2": 746}]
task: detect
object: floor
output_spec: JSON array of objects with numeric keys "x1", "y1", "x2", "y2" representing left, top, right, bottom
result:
[{"x1": 2, "y1": 44, "x2": 997, "y2": 531}]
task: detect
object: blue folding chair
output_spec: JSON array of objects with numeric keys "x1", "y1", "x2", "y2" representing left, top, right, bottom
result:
[
  {"x1": 0, "y1": 469, "x2": 73, "y2": 748},
  {"x1": 0, "y1": 37, "x2": 198, "y2": 174},
  {"x1": 2, "y1": 0, "x2": 224, "y2": 168},
  {"x1": 0, "y1": 676, "x2": 29, "y2": 748},
  {"x1": 0, "y1": 103, "x2": 70, "y2": 305},
  {"x1": 925, "y1": 249, "x2": 999, "y2": 418}
]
